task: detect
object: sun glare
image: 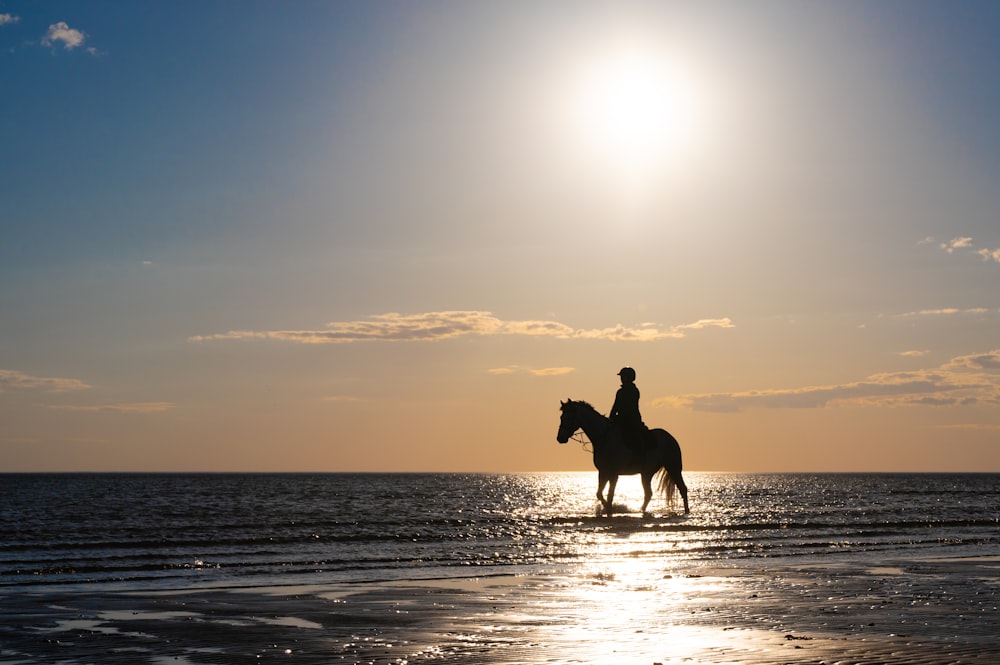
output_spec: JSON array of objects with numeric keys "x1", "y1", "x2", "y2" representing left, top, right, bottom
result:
[{"x1": 571, "y1": 45, "x2": 698, "y2": 178}]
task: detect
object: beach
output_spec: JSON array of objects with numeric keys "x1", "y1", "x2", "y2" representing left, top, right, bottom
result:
[
  {"x1": 3, "y1": 553, "x2": 998, "y2": 664},
  {"x1": 3, "y1": 473, "x2": 997, "y2": 663}
]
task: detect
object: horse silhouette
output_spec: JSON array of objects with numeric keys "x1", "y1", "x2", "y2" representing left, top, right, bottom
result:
[{"x1": 557, "y1": 399, "x2": 689, "y2": 516}]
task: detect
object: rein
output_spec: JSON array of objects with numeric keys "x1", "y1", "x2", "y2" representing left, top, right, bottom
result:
[
  {"x1": 568, "y1": 430, "x2": 592, "y2": 451},
  {"x1": 563, "y1": 402, "x2": 613, "y2": 453}
]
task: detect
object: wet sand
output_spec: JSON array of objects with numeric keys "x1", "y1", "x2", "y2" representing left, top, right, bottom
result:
[{"x1": 2, "y1": 555, "x2": 998, "y2": 664}]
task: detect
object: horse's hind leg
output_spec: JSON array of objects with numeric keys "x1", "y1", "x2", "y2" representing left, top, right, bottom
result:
[{"x1": 674, "y1": 471, "x2": 690, "y2": 514}]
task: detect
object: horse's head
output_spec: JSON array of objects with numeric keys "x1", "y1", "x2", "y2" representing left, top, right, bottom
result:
[{"x1": 556, "y1": 399, "x2": 581, "y2": 444}]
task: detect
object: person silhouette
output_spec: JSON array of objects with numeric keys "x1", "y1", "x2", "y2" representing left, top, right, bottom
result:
[{"x1": 609, "y1": 366, "x2": 649, "y2": 459}]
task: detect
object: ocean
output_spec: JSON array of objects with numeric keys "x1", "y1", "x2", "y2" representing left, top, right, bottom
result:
[{"x1": 2, "y1": 472, "x2": 997, "y2": 592}]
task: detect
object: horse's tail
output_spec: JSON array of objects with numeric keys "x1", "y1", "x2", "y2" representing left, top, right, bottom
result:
[
  {"x1": 655, "y1": 467, "x2": 677, "y2": 508},
  {"x1": 652, "y1": 427, "x2": 682, "y2": 509}
]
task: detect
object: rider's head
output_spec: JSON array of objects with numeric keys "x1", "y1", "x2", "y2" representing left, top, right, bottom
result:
[{"x1": 618, "y1": 366, "x2": 636, "y2": 384}]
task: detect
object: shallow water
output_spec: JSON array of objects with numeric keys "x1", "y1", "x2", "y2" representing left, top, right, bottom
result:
[
  {"x1": 1, "y1": 473, "x2": 999, "y2": 663},
  {"x1": 2, "y1": 472, "x2": 997, "y2": 591}
]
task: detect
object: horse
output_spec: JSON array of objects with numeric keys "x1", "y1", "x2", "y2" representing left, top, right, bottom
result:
[{"x1": 556, "y1": 399, "x2": 689, "y2": 517}]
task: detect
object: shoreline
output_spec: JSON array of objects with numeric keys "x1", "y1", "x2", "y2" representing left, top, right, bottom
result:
[{"x1": 2, "y1": 554, "x2": 998, "y2": 664}]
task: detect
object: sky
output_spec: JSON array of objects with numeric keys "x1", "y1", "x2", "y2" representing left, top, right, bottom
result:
[{"x1": 2, "y1": 1, "x2": 999, "y2": 473}]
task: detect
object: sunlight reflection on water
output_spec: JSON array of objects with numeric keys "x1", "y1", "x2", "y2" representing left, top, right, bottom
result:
[
  {"x1": 502, "y1": 473, "x2": 744, "y2": 662},
  {"x1": 477, "y1": 471, "x2": 1000, "y2": 663},
  {"x1": 477, "y1": 557, "x2": 749, "y2": 664}
]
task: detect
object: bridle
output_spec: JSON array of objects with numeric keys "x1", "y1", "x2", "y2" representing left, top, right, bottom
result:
[{"x1": 559, "y1": 402, "x2": 595, "y2": 451}]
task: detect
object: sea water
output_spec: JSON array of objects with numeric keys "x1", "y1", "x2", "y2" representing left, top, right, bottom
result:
[{"x1": 1, "y1": 472, "x2": 997, "y2": 592}]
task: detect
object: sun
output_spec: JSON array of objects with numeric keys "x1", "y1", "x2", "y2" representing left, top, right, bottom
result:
[{"x1": 572, "y1": 45, "x2": 696, "y2": 175}]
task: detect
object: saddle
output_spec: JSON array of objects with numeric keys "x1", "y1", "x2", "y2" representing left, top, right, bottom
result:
[{"x1": 612, "y1": 421, "x2": 653, "y2": 454}]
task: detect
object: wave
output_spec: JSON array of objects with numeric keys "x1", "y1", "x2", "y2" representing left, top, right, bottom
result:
[{"x1": 2, "y1": 473, "x2": 997, "y2": 590}]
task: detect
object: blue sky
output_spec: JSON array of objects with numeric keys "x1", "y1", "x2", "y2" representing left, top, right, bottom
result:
[{"x1": 2, "y1": 1, "x2": 999, "y2": 472}]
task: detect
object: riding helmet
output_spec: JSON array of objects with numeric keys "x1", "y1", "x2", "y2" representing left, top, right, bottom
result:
[{"x1": 618, "y1": 366, "x2": 636, "y2": 382}]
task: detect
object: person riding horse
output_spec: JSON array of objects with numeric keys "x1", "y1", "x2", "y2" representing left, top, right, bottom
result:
[{"x1": 609, "y1": 367, "x2": 651, "y2": 459}]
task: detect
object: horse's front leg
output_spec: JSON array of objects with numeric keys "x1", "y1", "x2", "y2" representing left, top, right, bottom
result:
[
  {"x1": 640, "y1": 472, "x2": 654, "y2": 517},
  {"x1": 605, "y1": 477, "x2": 618, "y2": 517},
  {"x1": 596, "y1": 474, "x2": 610, "y2": 516}
]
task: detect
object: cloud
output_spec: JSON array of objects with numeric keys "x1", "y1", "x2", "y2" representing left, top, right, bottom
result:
[
  {"x1": 0, "y1": 369, "x2": 90, "y2": 394},
  {"x1": 943, "y1": 351, "x2": 1000, "y2": 372},
  {"x1": 977, "y1": 248, "x2": 1000, "y2": 263},
  {"x1": 898, "y1": 307, "x2": 992, "y2": 318},
  {"x1": 2, "y1": 370, "x2": 171, "y2": 414},
  {"x1": 40, "y1": 402, "x2": 175, "y2": 414},
  {"x1": 0, "y1": 13, "x2": 19, "y2": 26},
  {"x1": 675, "y1": 318, "x2": 736, "y2": 331},
  {"x1": 655, "y1": 350, "x2": 1000, "y2": 413},
  {"x1": 940, "y1": 236, "x2": 973, "y2": 253},
  {"x1": 488, "y1": 365, "x2": 575, "y2": 377},
  {"x1": 530, "y1": 367, "x2": 576, "y2": 376},
  {"x1": 898, "y1": 350, "x2": 929, "y2": 357},
  {"x1": 935, "y1": 235, "x2": 1000, "y2": 263},
  {"x1": 1, "y1": 436, "x2": 112, "y2": 446},
  {"x1": 41, "y1": 22, "x2": 86, "y2": 50},
  {"x1": 189, "y1": 311, "x2": 734, "y2": 344}
]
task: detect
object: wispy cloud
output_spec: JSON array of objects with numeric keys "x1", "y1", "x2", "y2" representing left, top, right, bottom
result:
[
  {"x1": 41, "y1": 21, "x2": 86, "y2": 50},
  {"x1": 944, "y1": 351, "x2": 1000, "y2": 371},
  {"x1": 977, "y1": 248, "x2": 1000, "y2": 263},
  {"x1": 1, "y1": 436, "x2": 113, "y2": 446},
  {"x1": 898, "y1": 350, "x2": 929, "y2": 358},
  {"x1": 933, "y1": 236, "x2": 1000, "y2": 263},
  {"x1": 897, "y1": 307, "x2": 993, "y2": 318},
  {"x1": 189, "y1": 311, "x2": 735, "y2": 345},
  {"x1": 40, "y1": 402, "x2": 175, "y2": 414},
  {"x1": 2, "y1": 371, "x2": 171, "y2": 414},
  {"x1": 940, "y1": 236, "x2": 974, "y2": 253},
  {"x1": 0, "y1": 13, "x2": 20, "y2": 26},
  {"x1": 0, "y1": 369, "x2": 90, "y2": 394},
  {"x1": 488, "y1": 365, "x2": 575, "y2": 377},
  {"x1": 655, "y1": 350, "x2": 1000, "y2": 413}
]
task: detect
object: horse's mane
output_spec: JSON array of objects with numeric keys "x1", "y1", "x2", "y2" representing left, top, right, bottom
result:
[{"x1": 565, "y1": 399, "x2": 604, "y2": 418}]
